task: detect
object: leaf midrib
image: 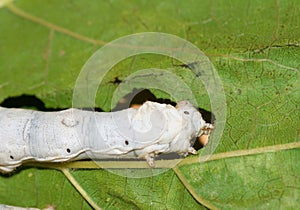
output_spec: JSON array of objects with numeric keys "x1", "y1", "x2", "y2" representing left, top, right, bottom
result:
[{"x1": 178, "y1": 141, "x2": 300, "y2": 166}]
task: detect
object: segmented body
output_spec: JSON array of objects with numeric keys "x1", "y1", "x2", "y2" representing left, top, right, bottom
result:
[{"x1": 0, "y1": 100, "x2": 210, "y2": 172}]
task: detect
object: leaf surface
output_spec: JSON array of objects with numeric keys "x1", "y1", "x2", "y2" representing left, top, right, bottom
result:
[{"x1": 0, "y1": 0, "x2": 299, "y2": 209}]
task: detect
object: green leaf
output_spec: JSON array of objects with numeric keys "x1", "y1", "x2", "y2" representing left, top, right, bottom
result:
[
  {"x1": 174, "y1": 143, "x2": 300, "y2": 209},
  {"x1": 0, "y1": 0, "x2": 299, "y2": 209},
  {"x1": 63, "y1": 168, "x2": 204, "y2": 209},
  {"x1": 0, "y1": 169, "x2": 92, "y2": 209}
]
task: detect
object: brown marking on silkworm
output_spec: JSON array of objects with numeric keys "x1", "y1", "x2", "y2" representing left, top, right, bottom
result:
[
  {"x1": 198, "y1": 124, "x2": 215, "y2": 146},
  {"x1": 130, "y1": 104, "x2": 142, "y2": 109},
  {"x1": 198, "y1": 134, "x2": 209, "y2": 146}
]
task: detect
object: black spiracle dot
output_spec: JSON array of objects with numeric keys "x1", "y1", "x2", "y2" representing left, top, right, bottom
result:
[
  {"x1": 125, "y1": 140, "x2": 129, "y2": 145},
  {"x1": 66, "y1": 148, "x2": 71, "y2": 153},
  {"x1": 10, "y1": 155, "x2": 14, "y2": 159},
  {"x1": 184, "y1": 111, "x2": 189, "y2": 115}
]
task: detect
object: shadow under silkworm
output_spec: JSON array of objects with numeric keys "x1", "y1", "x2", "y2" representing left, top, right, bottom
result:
[
  {"x1": 0, "y1": 94, "x2": 63, "y2": 111},
  {"x1": 0, "y1": 92, "x2": 215, "y2": 124},
  {"x1": 0, "y1": 94, "x2": 103, "y2": 112},
  {"x1": 113, "y1": 88, "x2": 215, "y2": 123}
]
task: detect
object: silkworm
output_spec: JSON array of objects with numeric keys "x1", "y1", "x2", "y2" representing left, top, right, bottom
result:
[
  {"x1": 0, "y1": 100, "x2": 213, "y2": 173},
  {"x1": 0, "y1": 204, "x2": 55, "y2": 210}
]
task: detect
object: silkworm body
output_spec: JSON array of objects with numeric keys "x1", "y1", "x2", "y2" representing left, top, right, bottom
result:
[{"x1": 0, "y1": 100, "x2": 210, "y2": 173}]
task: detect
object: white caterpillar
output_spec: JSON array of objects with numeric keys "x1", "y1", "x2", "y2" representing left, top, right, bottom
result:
[
  {"x1": 0, "y1": 204, "x2": 54, "y2": 210},
  {"x1": 0, "y1": 100, "x2": 213, "y2": 173}
]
